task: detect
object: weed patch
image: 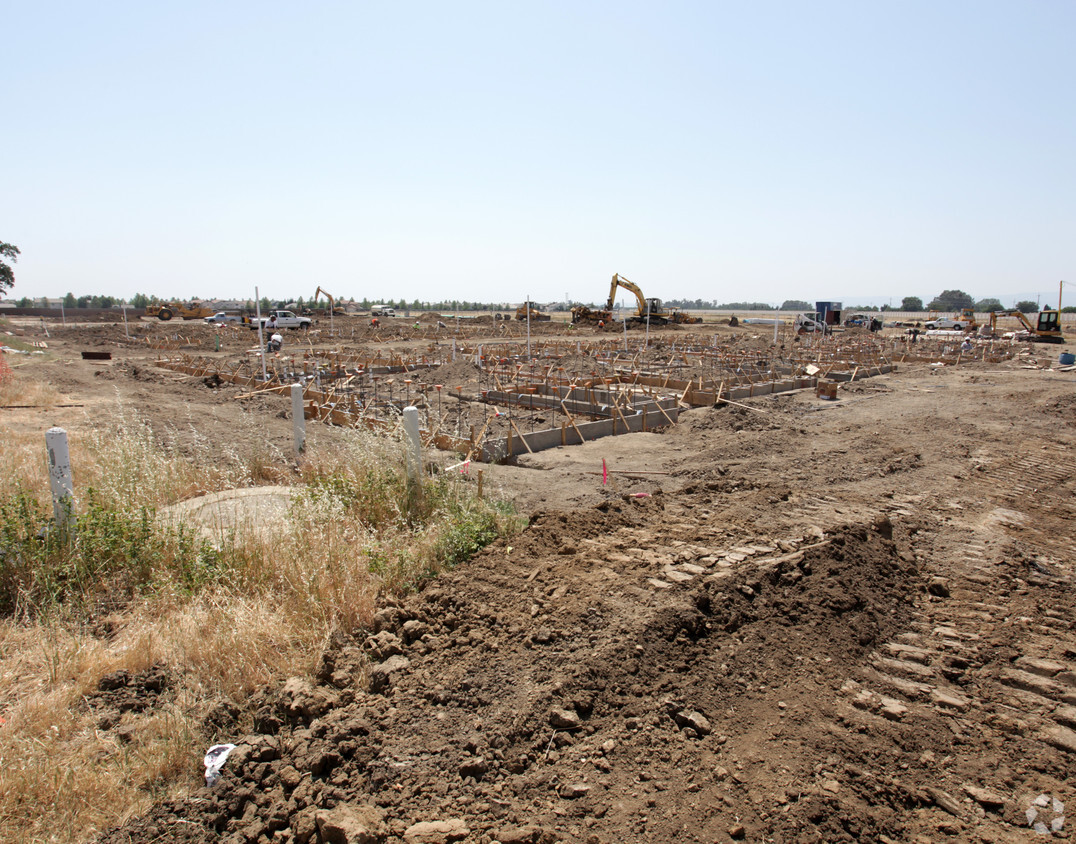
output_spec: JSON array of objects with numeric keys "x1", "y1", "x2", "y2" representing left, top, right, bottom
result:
[
  {"x1": 0, "y1": 405, "x2": 521, "y2": 843},
  {"x1": 0, "y1": 489, "x2": 222, "y2": 617}
]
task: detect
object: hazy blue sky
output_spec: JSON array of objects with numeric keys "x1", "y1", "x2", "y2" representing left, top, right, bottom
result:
[{"x1": 4, "y1": 1, "x2": 1073, "y2": 307}]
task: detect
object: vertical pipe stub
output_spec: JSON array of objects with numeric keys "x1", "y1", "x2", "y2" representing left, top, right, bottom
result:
[
  {"x1": 45, "y1": 426, "x2": 75, "y2": 528},
  {"x1": 291, "y1": 383, "x2": 306, "y2": 455},
  {"x1": 402, "y1": 406, "x2": 422, "y2": 481}
]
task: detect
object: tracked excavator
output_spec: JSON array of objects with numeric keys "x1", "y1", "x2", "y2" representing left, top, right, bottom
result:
[
  {"x1": 606, "y1": 273, "x2": 670, "y2": 325},
  {"x1": 571, "y1": 273, "x2": 701, "y2": 326},
  {"x1": 984, "y1": 309, "x2": 1064, "y2": 343},
  {"x1": 312, "y1": 286, "x2": 346, "y2": 316}
]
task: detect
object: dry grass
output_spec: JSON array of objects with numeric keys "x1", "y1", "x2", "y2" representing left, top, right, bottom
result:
[
  {"x1": 0, "y1": 368, "x2": 61, "y2": 496},
  {"x1": 0, "y1": 402, "x2": 516, "y2": 843},
  {"x1": 0, "y1": 364, "x2": 59, "y2": 409}
]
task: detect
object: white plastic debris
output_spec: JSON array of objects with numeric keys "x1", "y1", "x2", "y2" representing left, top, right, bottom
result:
[
  {"x1": 203, "y1": 743, "x2": 238, "y2": 786},
  {"x1": 1026, "y1": 794, "x2": 1065, "y2": 835}
]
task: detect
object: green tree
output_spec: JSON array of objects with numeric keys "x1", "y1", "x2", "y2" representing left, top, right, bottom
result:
[
  {"x1": 16, "y1": 296, "x2": 31, "y2": 307},
  {"x1": 260, "y1": 297, "x2": 271, "y2": 312},
  {"x1": 1015, "y1": 300, "x2": 1038, "y2": 314},
  {"x1": 0, "y1": 241, "x2": 20, "y2": 294},
  {"x1": 63, "y1": 292, "x2": 76, "y2": 308},
  {"x1": 781, "y1": 299, "x2": 811, "y2": 311},
  {"x1": 131, "y1": 292, "x2": 149, "y2": 309},
  {"x1": 77, "y1": 296, "x2": 90, "y2": 308},
  {"x1": 975, "y1": 298, "x2": 1003, "y2": 312},
  {"x1": 927, "y1": 290, "x2": 974, "y2": 311},
  {"x1": 901, "y1": 296, "x2": 924, "y2": 311}
]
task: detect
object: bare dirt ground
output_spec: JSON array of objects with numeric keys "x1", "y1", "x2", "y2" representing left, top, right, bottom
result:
[{"x1": 4, "y1": 315, "x2": 1076, "y2": 843}]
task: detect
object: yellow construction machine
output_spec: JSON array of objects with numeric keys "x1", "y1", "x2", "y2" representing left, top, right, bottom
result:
[
  {"x1": 312, "y1": 286, "x2": 346, "y2": 316},
  {"x1": 669, "y1": 309, "x2": 702, "y2": 325},
  {"x1": 570, "y1": 304, "x2": 612, "y2": 325},
  {"x1": 602, "y1": 273, "x2": 701, "y2": 324},
  {"x1": 572, "y1": 273, "x2": 699, "y2": 326},
  {"x1": 986, "y1": 309, "x2": 1064, "y2": 343},
  {"x1": 145, "y1": 301, "x2": 215, "y2": 321},
  {"x1": 515, "y1": 301, "x2": 551, "y2": 321},
  {"x1": 607, "y1": 273, "x2": 670, "y2": 325}
]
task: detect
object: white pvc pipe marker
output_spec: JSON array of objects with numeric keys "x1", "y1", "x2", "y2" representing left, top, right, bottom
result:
[
  {"x1": 45, "y1": 427, "x2": 75, "y2": 527},
  {"x1": 402, "y1": 406, "x2": 422, "y2": 480},
  {"x1": 291, "y1": 383, "x2": 306, "y2": 455}
]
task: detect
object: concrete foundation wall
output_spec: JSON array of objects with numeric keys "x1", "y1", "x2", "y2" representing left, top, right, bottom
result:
[{"x1": 481, "y1": 404, "x2": 679, "y2": 461}]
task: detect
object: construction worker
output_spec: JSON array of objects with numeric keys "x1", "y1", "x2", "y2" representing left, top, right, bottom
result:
[
  {"x1": 267, "y1": 314, "x2": 278, "y2": 332},
  {"x1": 960, "y1": 337, "x2": 973, "y2": 353},
  {"x1": 267, "y1": 333, "x2": 283, "y2": 353},
  {"x1": 371, "y1": 317, "x2": 379, "y2": 327}
]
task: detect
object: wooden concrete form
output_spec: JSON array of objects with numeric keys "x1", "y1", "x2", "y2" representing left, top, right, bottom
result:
[{"x1": 155, "y1": 340, "x2": 903, "y2": 464}]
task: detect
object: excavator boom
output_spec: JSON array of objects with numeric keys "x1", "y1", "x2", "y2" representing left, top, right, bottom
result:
[
  {"x1": 607, "y1": 273, "x2": 669, "y2": 324},
  {"x1": 313, "y1": 286, "x2": 345, "y2": 315}
]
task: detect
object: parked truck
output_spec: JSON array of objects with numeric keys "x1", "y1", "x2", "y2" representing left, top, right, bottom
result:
[{"x1": 249, "y1": 310, "x2": 312, "y2": 330}]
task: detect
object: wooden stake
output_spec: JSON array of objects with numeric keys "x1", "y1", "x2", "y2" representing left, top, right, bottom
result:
[
  {"x1": 716, "y1": 396, "x2": 770, "y2": 415},
  {"x1": 560, "y1": 400, "x2": 587, "y2": 443},
  {"x1": 507, "y1": 417, "x2": 534, "y2": 453}
]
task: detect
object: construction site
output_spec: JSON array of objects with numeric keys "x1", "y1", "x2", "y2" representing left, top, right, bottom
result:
[{"x1": 2, "y1": 306, "x2": 1076, "y2": 844}]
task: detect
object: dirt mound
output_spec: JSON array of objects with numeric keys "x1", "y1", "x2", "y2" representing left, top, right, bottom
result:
[
  {"x1": 1044, "y1": 393, "x2": 1076, "y2": 424},
  {"x1": 414, "y1": 358, "x2": 481, "y2": 388},
  {"x1": 87, "y1": 665, "x2": 172, "y2": 729},
  {"x1": 679, "y1": 404, "x2": 782, "y2": 433},
  {"x1": 97, "y1": 512, "x2": 918, "y2": 843}
]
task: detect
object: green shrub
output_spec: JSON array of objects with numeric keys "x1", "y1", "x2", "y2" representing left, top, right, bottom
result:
[{"x1": 0, "y1": 488, "x2": 223, "y2": 617}]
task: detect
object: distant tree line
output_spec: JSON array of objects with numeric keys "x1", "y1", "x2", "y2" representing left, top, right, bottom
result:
[
  {"x1": 923, "y1": 290, "x2": 1044, "y2": 313},
  {"x1": 10, "y1": 285, "x2": 1070, "y2": 315}
]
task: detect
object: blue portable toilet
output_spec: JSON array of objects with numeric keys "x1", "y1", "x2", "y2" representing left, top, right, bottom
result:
[{"x1": 815, "y1": 301, "x2": 842, "y2": 326}]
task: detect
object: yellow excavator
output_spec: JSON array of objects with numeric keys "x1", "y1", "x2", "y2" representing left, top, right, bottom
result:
[
  {"x1": 606, "y1": 273, "x2": 669, "y2": 325},
  {"x1": 145, "y1": 301, "x2": 215, "y2": 321},
  {"x1": 312, "y1": 286, "x2": 346, "y2": 316},
  {"x1": 986, "y1": 309, "x2": 1064, "y2": 343},
  {"x1": 571, "y1": 273, "x2": 700, "y2": 326}
]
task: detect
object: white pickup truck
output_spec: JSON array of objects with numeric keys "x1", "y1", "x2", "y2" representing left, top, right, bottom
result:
[
  {"x1": 250, "y1": 310, "x2": 312, "y2": 330},
  {"x1": 204, "y1": 312, "x2": 241, "y2": 324},
  {"x1": 923, "y1": 317, "x2": 967, "y2": 331}
]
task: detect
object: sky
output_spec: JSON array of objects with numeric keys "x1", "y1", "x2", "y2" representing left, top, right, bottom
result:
[{"x1": 4, "y1": 1, "x2": 1073, "y2": 308}]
